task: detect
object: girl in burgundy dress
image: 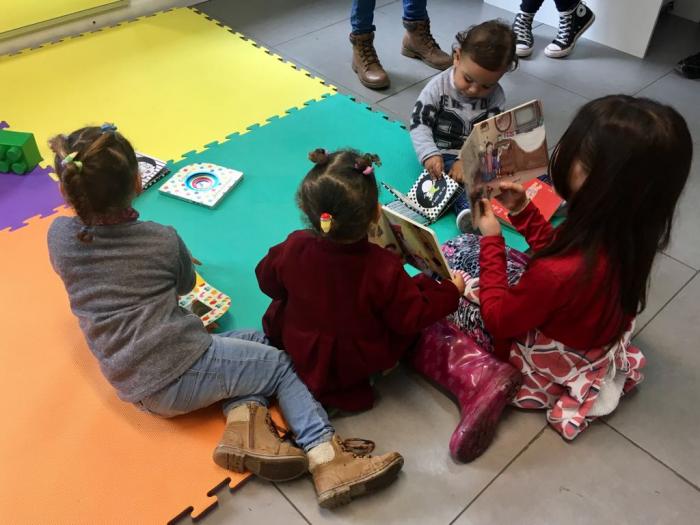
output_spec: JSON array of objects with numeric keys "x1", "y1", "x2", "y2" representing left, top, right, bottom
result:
[{"x1": 256, "y1": 148, "x2": 464, "y2": 412}]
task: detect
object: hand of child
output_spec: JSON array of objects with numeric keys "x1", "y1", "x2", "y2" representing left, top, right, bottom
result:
[
  {"x1": 424, "y1": 155, "x2": 444, "y2": 180},
  {"x1": 496, "y1": 181, "x2": 529, "y2": 214},
  {"x1": 477, "y1": 199, "x2": 502, "y2": 237},
  {"x1": 449, "y1": 160, "x2": 464, "y2": 184},
  {"x1": 450, "y1": 271, "x2": 466, "y2": 295}
]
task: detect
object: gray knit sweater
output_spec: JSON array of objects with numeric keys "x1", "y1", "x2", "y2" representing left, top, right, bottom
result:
[
  {"x1": 47, "y1": 217, "x2": 212, "y2": 402},
  {"x1": 410, "y1": 66, "x2": 505, "y2": 163}
]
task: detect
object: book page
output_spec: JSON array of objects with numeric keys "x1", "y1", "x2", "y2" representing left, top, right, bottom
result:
[
  {"x1": 460, "y1": 100, "x2": 548, "y2": 218},
  {"x1": 378, "y1": 206, "x2": 452, "y2": 281}
]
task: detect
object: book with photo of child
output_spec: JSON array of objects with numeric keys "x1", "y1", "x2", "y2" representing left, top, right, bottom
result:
[
  {"x1": 381, "y1": 168, "x2": 462, "y2": 226},
  {"x1": 459, "y1": 99, "x2": 563, "y2": 226},
  {"x1": 368, "y1": 205, "x2": 451, "y2": 281}
]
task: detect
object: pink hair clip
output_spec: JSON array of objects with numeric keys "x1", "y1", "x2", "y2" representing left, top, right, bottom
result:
[{"x1": 362, "y1": 166, "x2": 373, "y2": 176}]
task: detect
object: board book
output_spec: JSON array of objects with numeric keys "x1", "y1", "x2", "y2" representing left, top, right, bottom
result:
[
  {"x1": 458, "y1": 99, "x2": 562, "y2": 226},
  {"x1": 368, "y1": 205, "x2": 451, "y2": 281},
  {"x1": 159, "y1": 162, "x2": 243, "y2": 208},
  {"x1": 178, "y1": 273, "x2": 231, "y2": 327},
  {"x1": 135, "y1": 151, "x2": 170, "y2": 190},
  {"x1": 382, "y1": 169, "x2": 461, "y2": 225}
]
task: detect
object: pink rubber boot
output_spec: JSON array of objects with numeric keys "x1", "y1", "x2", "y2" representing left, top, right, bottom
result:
[{"x1": 411, "y1": 320, "x2": 522, "y2": 462}]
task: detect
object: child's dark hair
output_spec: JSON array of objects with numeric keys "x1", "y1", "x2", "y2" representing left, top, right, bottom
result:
[
  {"x1": 455, "y1": 19, "x2": 517, "y2": 72},
  {"x1": 297, "y1": 148, "x2": 381, "y2": 242},
  {"x1": 538, "y1": 95, "x2": 692, "y2": 327},
  {"x1": 49, "y1": 126, "x2": 138, "y2": 242}
]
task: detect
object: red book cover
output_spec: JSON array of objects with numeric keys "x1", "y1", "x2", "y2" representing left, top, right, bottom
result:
[{"x1": 491, "y1": 179, "x2": 563, "y2": 227}]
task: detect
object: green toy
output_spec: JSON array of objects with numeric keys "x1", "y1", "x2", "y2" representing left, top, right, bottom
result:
[{"x1": 0, "y1": 130, "x2": 42, "y2": 175}]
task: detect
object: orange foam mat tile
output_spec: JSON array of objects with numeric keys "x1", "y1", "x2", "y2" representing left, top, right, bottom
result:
[{"x1": 0, "y1": 210, "x2": 250, "y2": 524}]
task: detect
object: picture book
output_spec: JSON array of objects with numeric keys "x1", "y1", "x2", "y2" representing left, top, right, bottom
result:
[
  {"x1": 368, "y1": 204, "x2": 452, "y2": 281},
  {"x1": 382, "y1": 169, "x2": 461, "y2": 225},
  {"x1": 159, "y1": 162, "x2": 243, "y2": 208},
  {"x1": 135, "y1": 151, "x2": 170, "y2": 190},
  {"x1": 459, "y1": 99, "x2": 562, "y2": 226},
  {"x1": 490, "y1": 178, "x2": 564, "y2": 227},
  {"x1": 178, "y1": 273, "x2": 231, "y2": 327}
]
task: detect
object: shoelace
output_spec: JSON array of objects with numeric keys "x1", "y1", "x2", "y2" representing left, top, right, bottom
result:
[
  {"x1": 513, "y1": 13, "x2": 534, "y2": 43},
  {"x1": 555, "y1": 12, "x2": 574, "y2": 44},
  {"x1": 358, "y1": 40, "x2": 381, "y2": 67},
  {"x1": 416, "y1": 22, "x2": 441, "y2": 52},
  {"x1": 340, "y1": 438, "x2": 376, "y2": 457}
]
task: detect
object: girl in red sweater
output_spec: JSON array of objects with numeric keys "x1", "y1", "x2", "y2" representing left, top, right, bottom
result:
[
  {"x1": 256, "y1": 149, "x2": 464, "y2": 412},
  {"x1": 414, "y1": 95, "x2": 693, "y2": 460}
]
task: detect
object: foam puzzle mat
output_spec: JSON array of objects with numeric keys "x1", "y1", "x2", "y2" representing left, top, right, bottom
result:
[{"x1": 0, "y1": 7, "x2": 334, "y2": 169}]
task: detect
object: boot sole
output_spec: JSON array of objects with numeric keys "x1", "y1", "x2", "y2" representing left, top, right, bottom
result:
[
  {"x1": 401, "y1": 47, "x2": 450, "y2": 70},
  {"x1": 450, "y1": 372, "x2": 522, "y2": 463},
  {"x1": 213, "y1": 445, "x2": 308, "y2": 482},
  {"x1": 544, "y1": 13, "x2": 595, "y2": 58},
  {"x1": 351, "y1": 63, "x2": 390, "y2": 89},
  {"x1": 317, "y1": 455, "x2": 404, "y2": 509}
]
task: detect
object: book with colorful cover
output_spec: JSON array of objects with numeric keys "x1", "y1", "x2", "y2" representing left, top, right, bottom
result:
[
  {"x1": 458, "y1": 99, "x2": 563, "y2": 226},
  {"x1": 382, "y1": 169, "x2": 461, "y2": 225},
  {"x1": 368, "y1": 204, "x2": 451, "y2": 281},
  {"x1": 178, "y1": 273, "x2": 231, "y2": 327},
  {"x1": 160, "y1": 163, "x2": 243, "y2": 208}
]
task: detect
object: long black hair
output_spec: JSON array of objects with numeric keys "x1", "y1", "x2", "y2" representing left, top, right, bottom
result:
[{"x1": 535, "y1": 95, "x2": 692, "y2": 322}]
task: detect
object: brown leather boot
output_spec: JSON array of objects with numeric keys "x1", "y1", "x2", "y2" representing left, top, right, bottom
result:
[
  {"x1": 212, "y1": 403, "x2": 307, "y2": 482},
  {"x1": 401, "y1": 19, "x2": 452, "y2": 70},
  {"x1": 350, "y1": 32, "x2": 390, "y2": 89},
  {"x1": 309, "y1": 435, "x2": 404, "y2": 508}
]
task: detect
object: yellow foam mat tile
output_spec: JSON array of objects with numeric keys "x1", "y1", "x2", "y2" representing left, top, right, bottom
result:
[{"x1": 0, "y1": 8, "x2": 334, "y2": 165}]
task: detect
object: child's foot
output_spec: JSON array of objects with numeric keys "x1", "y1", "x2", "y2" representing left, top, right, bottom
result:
[
  {"x1": 545, "y1": 1, "x2": 595, "y2": 58},
  {"x1": 213, "y1": 403, "x2": 307, "y2": 482},
  {"x1": 512, "y1": 12, "x2": 535, "y2": 58},
  {"x1": 309, "y1": 435, "x2": 404, "y2": 508},
  {"x1": 456, "y1": 208, "x2": 474, "y2": 234}
]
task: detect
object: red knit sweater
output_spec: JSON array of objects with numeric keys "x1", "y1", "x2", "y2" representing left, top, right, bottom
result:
[
  {"x1": 256, "y1": 230, "x2": 460, "y2": 411},
  {"x1": 480, "y1": 201, "x2": 632, "y2": 360}
]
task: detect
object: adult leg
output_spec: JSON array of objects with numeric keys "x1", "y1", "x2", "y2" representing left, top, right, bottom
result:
[
  {"x1": 401, "y1": 0, "x2": 451, "y2": 70},
  {"x1": 350, "y1": 0, "x2": 390, "y2": 89}
]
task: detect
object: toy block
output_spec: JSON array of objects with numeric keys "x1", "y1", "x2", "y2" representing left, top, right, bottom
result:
[{"x1": 0, "y1": 130, "x2": 42, "y2": 175}]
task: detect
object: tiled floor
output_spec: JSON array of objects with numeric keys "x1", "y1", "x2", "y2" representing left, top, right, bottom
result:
[{"x1": 189, "y1": 1, "x2": 700, "y2": 523}]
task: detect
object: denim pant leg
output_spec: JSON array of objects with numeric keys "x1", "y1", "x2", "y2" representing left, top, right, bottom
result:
[
  {"x1": 403, "y1": 0, "x2": 428, "y2": 21},
  {"x1": 442, "y1": 154, "x2": 470, "y2": 214},
  {"x1": 351, "y1": 0, "x2": 377, "y2": 34},
  {"x1": 137, "y1": 330, "x2": 334, "y2": 451}
]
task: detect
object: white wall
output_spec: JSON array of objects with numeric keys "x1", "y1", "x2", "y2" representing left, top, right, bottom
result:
[
  {"x1": 485, "y1": 0, "x2": 665, "y2": 58},
  {"x1": 0, "y1": 0, "x2": 205, "y2": 55}
]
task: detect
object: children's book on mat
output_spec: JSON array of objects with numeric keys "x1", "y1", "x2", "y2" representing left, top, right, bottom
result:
[
  {"x1": 135, "y1": 151, "x2": 170, "y2": 190},
  {"x1": 459, "y1": 99, "x2": 562, "y2": 225},
  {"x1": 160, "y1": 162, "x2": 243, "y2": 208},
  {"x1": 368, "y1": 205, "x2": 451, "y2": 281},
  {"x1": 178, "y1": 273, "x2": 231, "y2": 327},
  {"x1": 382, "y1": 168, "x2": 461, "y2": 226}
]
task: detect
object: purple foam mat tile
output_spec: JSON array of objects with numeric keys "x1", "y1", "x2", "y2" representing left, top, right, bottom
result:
[{"x1": 0, "y1": 165, "x2": 66, "y2": 231}]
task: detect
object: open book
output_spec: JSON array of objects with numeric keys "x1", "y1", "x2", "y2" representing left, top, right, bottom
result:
[
  {"x1": 382, "y1": 169, "x2": 461, "y2": 225},
  {"x1": 368, "y1": 205, "x2": 451, "y2": 281},
  {"x1": 459, "y1": 99, "x2": 562, "y2": 225},
  {"x1": 135, "y1": 151, "x2": 170, "y2": 190},
  {"x1": 178, "y1": 273, "x2": 231, "y2": 327}
]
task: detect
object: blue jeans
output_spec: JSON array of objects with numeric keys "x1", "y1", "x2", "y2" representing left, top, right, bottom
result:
[
  {"x1": 351, "y1": 0, "x2": 428, "y2": 34},
  {"x1": 136, "y1": 330, "x2": 334, "y2": 451},
  {"x1": 443, "y1": 153, "x2": 470, "y2": 215}
]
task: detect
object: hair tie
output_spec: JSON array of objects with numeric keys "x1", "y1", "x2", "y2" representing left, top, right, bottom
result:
[
  {"x1": 100, "y1": 122, "x2": 117, "y2": 133},
  {"x1": 320, "y1": 212, "x2": 332, "y2": 234},
  {"x1": 61, "y1": 151, "x2": 83, "y2": 173},
  {"x1": 362, "y1": 166, "x2": 373, "y2": 176}
]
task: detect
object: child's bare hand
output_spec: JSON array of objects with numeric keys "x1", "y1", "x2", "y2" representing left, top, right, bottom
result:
[
  {"x1": 496, "y1": 182, "x2": 528, "y2": 214},
  {"x1": 424, "y1": 155, "x2": 444, "y2": 180},
  {"x1": 450, "y1": 271, "x2": 466, "y2": 295},
  {"x1": 477, "y1": 199, "x2": 502, "y2": 237},
  {"x1": 449, "y1": 160, "x2": 465, "y2": 184}
]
